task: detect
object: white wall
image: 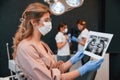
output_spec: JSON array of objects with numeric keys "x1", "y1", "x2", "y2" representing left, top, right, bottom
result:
[{"x1": 95, "y1": 54, "x2": 109, "y2": 80}]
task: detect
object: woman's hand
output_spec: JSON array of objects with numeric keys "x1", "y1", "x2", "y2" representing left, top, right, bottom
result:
[{"x1": 70, "y1": 50, "x2": 84, "y2": 64}]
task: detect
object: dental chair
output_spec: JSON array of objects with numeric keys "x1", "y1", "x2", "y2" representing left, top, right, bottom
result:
[{"x1": 6, "y1": 43, "x2": 25, "y2": 80}]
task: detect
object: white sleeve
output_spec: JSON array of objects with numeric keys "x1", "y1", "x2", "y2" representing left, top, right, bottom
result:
[
  {"x1": 81, "y1": 29, "x2": 89, "y2": 38},
  {"x1": 55, "y1": 34, "x2": 63, "y2": 43}
]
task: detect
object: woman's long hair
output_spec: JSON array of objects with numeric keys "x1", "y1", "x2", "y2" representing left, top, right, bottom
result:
[{"x1": 12, "y1": 2, "x2": 50, "y2": 59}]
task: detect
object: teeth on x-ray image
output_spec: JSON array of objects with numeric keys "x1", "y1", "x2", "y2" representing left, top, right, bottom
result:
[{"x1": 84, "y1": 31, "x2": 113, "y2": 59}]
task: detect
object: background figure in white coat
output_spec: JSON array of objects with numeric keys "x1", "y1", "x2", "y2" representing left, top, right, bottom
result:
[{"x1": 71, "y1": 20, "x2": 90, "y2": 65}]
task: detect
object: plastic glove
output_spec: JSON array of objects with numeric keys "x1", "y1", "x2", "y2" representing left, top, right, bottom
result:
[
  {"x1": 70, "y1": 50, "x2": 84, "y2": 64},
  {"x1": 71, "y1": 36, "x2": 78, "y2": 42},
  {"x1": 78, "y1": 58, "x2": 104, "y2": 76},
  {"x1": 68, "y1": 33, "x2": 71, "y2": 37},
  {"x1": 68, "y1": 33, "x2": 71, "y2": 43}
]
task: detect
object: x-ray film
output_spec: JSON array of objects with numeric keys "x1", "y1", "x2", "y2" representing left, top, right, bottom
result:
[{"x1": 84, "y1": 31, "x2": 113, "y2": 59}]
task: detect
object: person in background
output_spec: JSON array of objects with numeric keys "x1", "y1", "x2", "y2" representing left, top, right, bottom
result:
[
  {"x1": 55, "y1": 22, "x2": 71, "y2": 62},
  {"x1": 71, "y1": 20, "x2": 90, "y2": 65},
  {"x1": 12, "y1": 2, "x2": 103, "y2": 80}
]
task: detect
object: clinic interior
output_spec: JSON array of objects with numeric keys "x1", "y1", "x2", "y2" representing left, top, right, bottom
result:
[{"x1": 0, "y1": 0, "x2": 120, "y2": 80}]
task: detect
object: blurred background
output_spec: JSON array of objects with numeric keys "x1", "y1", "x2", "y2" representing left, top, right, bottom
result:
[{"x1": 0, "y1": 0, "x2": 120, "y2": 80}]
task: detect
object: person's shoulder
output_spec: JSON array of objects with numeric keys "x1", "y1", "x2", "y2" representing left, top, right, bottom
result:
[
  {"x1": 82, "y1": 28, "x2": 89, "y2": 33},
  {"x1": 84, "y1": 28, "x2": 89, "y2": 31},
  {"x1": 18, "y1": 39, "x2": 31, "y2": 49},
  {"x1": 56, "y1": 32, "x2": 62, "y2": 37},
  {"x1": 57, "y1": 32, "x2": 63, "y2": 35}
]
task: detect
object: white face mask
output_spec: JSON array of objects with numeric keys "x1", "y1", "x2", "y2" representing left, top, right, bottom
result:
[
  {"x1": 64, "y1": 28, "x2": 68, "y2": 33},
  {"x1": 38, "y1": 21, "x2": 52, "y2": 36}
]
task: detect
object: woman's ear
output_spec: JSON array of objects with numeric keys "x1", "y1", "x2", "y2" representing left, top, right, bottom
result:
[{"x1": 30, "y1": 19, "x2": 37, "y2": 26}]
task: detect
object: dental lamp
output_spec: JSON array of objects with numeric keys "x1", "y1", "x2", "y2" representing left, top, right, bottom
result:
[
  {"x1": 66, "y1": 0, "x2": 84, "y2": 7},
  {"x1": 44, "y1": 0, "x2": 84, "y2": 15}
]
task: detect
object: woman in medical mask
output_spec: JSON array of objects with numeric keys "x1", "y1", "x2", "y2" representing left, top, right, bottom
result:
[
  {"x1": 55, "y1": 22, "x2": 70, "y2": 63},
  {"x1": 71, "y1": 20, "x2": 90, "y2": 65},
  {"x1": 12, "y1": 2, "x2": 103, "y2": 80}
]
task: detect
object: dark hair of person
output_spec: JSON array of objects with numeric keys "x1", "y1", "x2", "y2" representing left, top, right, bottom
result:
[
  {"x1": 77, "y1": 20, "x2": 86, "y2": 28},
  {"x1": 57, "y1": 22, "x2": 67, "y2": 31}
]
